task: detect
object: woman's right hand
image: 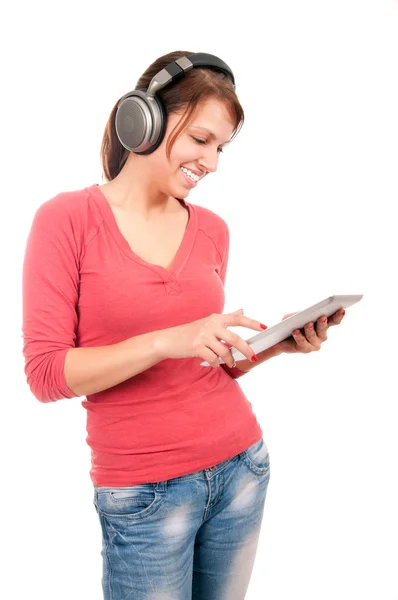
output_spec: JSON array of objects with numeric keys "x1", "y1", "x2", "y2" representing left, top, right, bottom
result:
[{"x1": 155, "y1": 309, "x2": 267, "y2": 368}]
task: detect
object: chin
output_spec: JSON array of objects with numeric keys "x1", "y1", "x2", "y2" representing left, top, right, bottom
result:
[{"x1": 174, "y1": 187, "x2": 190, "y2": 198}]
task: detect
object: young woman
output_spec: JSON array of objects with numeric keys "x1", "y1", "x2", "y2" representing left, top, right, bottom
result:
[{"x1": 22, "y1": 50, "x2": 345, "y2": 600}]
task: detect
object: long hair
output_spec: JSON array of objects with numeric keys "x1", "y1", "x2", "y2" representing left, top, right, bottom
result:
[{"x1": 100, "y1": 50, "x2": 244, "y2": 182}]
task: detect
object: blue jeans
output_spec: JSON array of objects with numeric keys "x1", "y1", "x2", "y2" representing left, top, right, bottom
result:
[{"x1": 93, "y1": 437, "x2": 271, "y2": 600}]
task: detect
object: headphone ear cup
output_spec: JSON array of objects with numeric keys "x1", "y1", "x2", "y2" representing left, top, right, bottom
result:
[
  {"x1": 135, "y1": 94, "x2": 167, "y2": 155},
  {"x1": 115, "y1": 91, "x2": 167, "y2": 155},
  {"x1": 115, "y1": 93, "x2": 150, "y2": 153}
]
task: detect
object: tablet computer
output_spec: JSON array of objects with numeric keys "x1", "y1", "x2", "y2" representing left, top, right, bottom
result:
[{"x1": 200, "y1": 294, "x2": 363, "y2": 366}]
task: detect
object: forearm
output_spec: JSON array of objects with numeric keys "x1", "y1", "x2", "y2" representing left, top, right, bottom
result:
[
  {"x1": 232, "y1": 344, "x2": 284, "y2": 373},
  {"x1": 64, "y1": 330, "x2": 164, "y2": 396}
]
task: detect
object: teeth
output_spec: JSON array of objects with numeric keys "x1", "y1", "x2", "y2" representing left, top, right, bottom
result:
[{"x1": 181, "y1": 167, "x2": 200, "y2": 182}]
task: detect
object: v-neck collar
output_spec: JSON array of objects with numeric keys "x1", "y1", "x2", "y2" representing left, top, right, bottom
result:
[{"x1": 87, "y1": 183, "x2": 197, "y2": 282}]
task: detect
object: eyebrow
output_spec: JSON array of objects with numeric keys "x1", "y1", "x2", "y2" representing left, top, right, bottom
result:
[{"x1": 190, "y1": 126, "x2": 231, "y2": 145}]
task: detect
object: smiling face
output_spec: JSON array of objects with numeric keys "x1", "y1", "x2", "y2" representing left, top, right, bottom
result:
[
  {"x1": 109, "y1": 97, "x2": 238, "y2": 212},
  {"x1": 148, "y1": 97, "x2": 236, "y2": 199}
]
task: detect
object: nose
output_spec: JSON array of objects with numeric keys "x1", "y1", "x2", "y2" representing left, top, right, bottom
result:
[{"x1": 198, "y1": 149, "x2": 219, "y2": 174}]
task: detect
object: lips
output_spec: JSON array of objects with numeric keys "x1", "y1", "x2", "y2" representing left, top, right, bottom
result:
[
  {"x1": 180, "y1": 168, "x2": 198, "y2": 187},
  {"x1": 181, "y1": 166, "x2": 205, "y2": 178}
]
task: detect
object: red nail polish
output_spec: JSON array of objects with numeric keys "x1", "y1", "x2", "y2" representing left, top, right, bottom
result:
[
  {"x1": 251, "y1": 354, "x2": 258, "y2": 362},
  {"x1": 341, "y1": 310, "x2": 345, "y2": 315},
  {"x1": 260, "y1": 323, "x2": 268, "y2": 330}
]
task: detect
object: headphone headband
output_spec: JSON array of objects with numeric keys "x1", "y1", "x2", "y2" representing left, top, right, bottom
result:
[{"x1": 146, "y1": 52, "x2": 235, "y2": 97}]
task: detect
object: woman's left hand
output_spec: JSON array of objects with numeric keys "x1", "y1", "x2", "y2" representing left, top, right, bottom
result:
[{"x1": 274, "y1": 308, "x2": 346, "y2": 355}]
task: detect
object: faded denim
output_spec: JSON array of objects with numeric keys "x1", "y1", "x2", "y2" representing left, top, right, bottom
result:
[{"x1": 93, "y1": 437, "x2": 271, "y2": 600}]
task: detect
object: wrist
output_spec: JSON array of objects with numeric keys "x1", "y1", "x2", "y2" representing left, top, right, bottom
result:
[
  {"x1": 236, "y1": 343, "x2": 284, "y2": 372},
  {"x1": 152, "y1": 328, "x2": 173, "y2": 362}
]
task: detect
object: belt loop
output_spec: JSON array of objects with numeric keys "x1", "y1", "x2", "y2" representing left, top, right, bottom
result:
[{"x1": 155, "y1": 480, "x2": 167, "y2": 492}]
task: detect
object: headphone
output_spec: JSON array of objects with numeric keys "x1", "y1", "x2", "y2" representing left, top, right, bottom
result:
[{"x1": 115, "y1": 52, "x2": 236, "y2": 155}]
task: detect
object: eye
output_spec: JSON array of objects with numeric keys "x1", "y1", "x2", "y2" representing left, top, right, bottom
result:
[{"x1": 192, "y1": 137, "x2": 224, "y2": 154}]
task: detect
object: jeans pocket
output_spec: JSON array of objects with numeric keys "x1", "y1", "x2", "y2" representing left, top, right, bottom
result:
[
  {"x1": 241, "y1": 437, "x2": 271, "y2": 477},
  {"x1": 94, "y1": 484, "x2": 164, "y2": 520}
]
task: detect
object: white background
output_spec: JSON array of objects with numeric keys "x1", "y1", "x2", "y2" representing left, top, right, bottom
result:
[{"x1": 2, "y1": 0, "x2": 397, "y2": 598}]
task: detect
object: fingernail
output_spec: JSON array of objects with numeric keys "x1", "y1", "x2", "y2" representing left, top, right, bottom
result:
[
  {"x1": 251, "y1": 354, "x2": 258, "y2": 362},
  {"x1": 341, "y1": 310, "x2": 345, "y2": 315},
  {"x1": 260, "y1": 323, "x2": 268, "y2": 330}
]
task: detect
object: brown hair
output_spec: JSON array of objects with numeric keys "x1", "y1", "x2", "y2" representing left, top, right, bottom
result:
[{"x1": 100, "y1": 50, "x2": 244, "y2": 182}]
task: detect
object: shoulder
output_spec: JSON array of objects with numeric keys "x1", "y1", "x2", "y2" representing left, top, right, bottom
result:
[
  {"x1": 33, "y1": 186, "x2": 91, "y2": 222},
  {"x1": 31, "y1": 185, "x2": 104, "y2": 236},
  {"x1": 190, "y1": 200, "x2": 230, "y2": 240},
  {"x1": 28, "y1": 186, "x2": 102, "y2": 262}
]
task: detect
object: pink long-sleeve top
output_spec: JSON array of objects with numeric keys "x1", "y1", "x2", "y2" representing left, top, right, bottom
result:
[{"x1": 22, "y1": 184, "x2": 263, "y2": 486}]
